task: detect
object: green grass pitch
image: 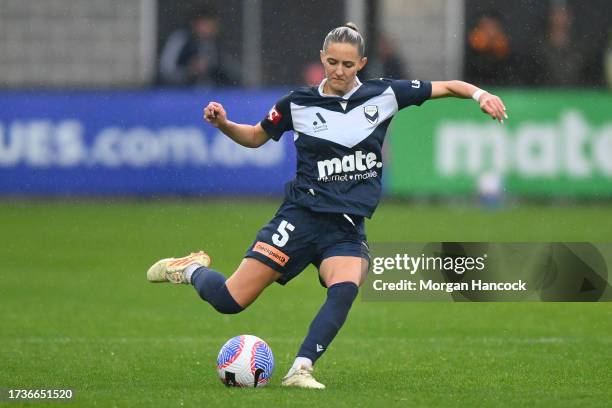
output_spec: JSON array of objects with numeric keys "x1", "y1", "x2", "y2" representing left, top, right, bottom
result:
[{"x1": 1, "y1": 200, "x2": 611, "y2": 407}]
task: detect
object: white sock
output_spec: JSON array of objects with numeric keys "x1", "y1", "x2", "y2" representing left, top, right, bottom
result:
[
  {"x1": 184, "y1": 263, "x2": 202, "y2": 284},
  {"x1": 291, "y1": 357, "x2": 313, "y2": 372}
]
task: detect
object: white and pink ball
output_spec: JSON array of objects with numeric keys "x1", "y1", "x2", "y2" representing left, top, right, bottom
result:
[{"x1": 216, "y1": 335, "x2": 274, "y2": 387}]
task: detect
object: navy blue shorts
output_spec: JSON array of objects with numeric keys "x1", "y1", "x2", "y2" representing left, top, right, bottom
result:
[{"x1": 245, "y1": 201, "x2": 370, "y2": 285}]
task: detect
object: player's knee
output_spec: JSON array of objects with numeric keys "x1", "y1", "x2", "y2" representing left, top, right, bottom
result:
[
  {"x1": 320, "y1": 257, "x2": 368, "y2": 288},
  {"x1": 210, "y1": 294, "x2": 245, "y2": 314},
  {"x1": 192, "y1": 267, "x2": 244, "y2": 314},
  {"x1": 204, "y1": 284, "x2": 245, "y2": 314},
  {"x1": 323, "y1": 273, "x2": 362, "y2": 288}
]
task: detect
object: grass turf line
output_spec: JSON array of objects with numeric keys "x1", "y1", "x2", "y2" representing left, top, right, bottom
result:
[{"x1": 0, "y1": 201, "x2": 610, "y2": 407}]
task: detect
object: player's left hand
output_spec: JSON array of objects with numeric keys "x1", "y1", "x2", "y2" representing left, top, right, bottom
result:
[{"x1": 478, "y1": 93, "x2": 508, "y2": 123}]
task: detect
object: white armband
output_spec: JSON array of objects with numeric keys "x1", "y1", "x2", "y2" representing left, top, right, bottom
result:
[{"x1": 472, "y1": 89, "x2": 486, "y2": 102}]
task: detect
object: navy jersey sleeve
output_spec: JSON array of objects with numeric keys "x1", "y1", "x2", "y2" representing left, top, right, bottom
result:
[
  {"x1": 389, "y1": 79, "x2": 432, "y2": 110},
  {"x1": 260, "y1": 93, "x2": 293, "y2": 141}
]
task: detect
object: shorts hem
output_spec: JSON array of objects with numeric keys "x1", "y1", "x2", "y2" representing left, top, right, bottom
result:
[
  {"x1": 319, "y1": 245, "x2": 371, "y2": 264},
  {"x1": 244, "y1": 252, "x2": 290, "y2": 285}
]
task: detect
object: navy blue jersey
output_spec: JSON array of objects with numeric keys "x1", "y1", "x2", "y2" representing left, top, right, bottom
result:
[{"x1": 260, "y1": 77, "x2": 432, "y2": 218}]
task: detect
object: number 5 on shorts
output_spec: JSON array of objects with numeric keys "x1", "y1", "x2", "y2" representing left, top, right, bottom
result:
[{"x1": 272, "y1": 220, "x2": 295, "y2": 247}]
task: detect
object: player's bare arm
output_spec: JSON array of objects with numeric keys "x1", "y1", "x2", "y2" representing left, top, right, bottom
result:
[
  {"x1": 203, "y1": 101, "x2": 271, "y2": 148},
  {"x1": 431, "y1": 80, "x2": 508, "y2": 123}
]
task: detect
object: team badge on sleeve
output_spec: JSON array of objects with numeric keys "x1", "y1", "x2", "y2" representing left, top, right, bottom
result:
[
  {"x1": 363, "y1": 105, "x2": 379, "y2": 124},
  {"x1": 267, "y1": 106, "x2": 282, "y2": 125}
]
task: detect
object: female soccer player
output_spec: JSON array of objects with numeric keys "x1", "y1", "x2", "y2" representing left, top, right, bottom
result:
[{"x1": 147, "y1": 23, "x2": 507, "y2": 389}]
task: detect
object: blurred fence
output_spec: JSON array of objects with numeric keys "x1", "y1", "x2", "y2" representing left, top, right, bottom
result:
[{"x1": 0, "y1": 0, "x2": 156, "y2": 88}]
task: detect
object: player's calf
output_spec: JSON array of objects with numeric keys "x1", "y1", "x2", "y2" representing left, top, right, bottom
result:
[
  {"x1": 190, "y1": 266, "x2": 244, "y2": 314},
  {"x1": 296, "y1": 281, "x2": 358, "y2": 363}
]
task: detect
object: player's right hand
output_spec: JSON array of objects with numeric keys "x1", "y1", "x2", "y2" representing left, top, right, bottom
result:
[{"x1": 203, "y1": 102, "x2": 228, "y2": 128}]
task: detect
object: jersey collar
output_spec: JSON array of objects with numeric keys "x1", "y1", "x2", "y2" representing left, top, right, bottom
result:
[{"x1": 318, "y1": 77, "x2": 363, "y2": 99}]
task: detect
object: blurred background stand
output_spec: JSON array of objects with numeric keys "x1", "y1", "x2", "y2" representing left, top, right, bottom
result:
[{"x1": 0, "y1": 0, "x2": 611, "y2": 201}]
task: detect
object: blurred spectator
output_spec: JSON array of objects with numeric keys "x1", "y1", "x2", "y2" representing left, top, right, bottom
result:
[
  {"x1": 362, "y1": 36, "x2": 407, "y2": 79},
  {"x1": 465, "y1": 12, "x2": 516, "y2": 86},
  {"x1": 159, "y1": 7, "x2": 238, "y2": 86},
  {"x1": 534, "y1": 4, "x2": 584, "y2": 87},
  {"x1": 477, "y1": 172, "x2": 504, "y2": 210},
  {"x1": 303, "y1": 62, "x2": 325, "y2": 86}
]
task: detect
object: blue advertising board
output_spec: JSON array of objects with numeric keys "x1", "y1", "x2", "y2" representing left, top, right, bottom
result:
[{"x1": 0, "y1": 89, "x2": 295, "y2": 195}]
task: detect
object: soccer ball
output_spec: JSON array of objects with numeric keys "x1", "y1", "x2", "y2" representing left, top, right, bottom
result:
[{"x1": 216, "y1": 334, "x2": 274, "y2": 387}]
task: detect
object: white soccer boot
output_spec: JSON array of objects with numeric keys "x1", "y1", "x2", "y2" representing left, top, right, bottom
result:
[
  {"x1": 281, "y1": 364, "x2": 326, "y2": 389},
  {"x1": 146, "y1": 250, "x2": 211, "y2": 284}
]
